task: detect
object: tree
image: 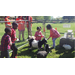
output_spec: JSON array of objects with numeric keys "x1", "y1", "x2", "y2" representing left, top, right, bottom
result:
[
  {"x1": 63, "y1": 16, "x2": 75, "y2": 20},
  {"x1": 32, "y1": 16, "x2": 44, "y2": 20},
  {"x1": 44, "y1": 16, "x2": 51, "y2": 21}
]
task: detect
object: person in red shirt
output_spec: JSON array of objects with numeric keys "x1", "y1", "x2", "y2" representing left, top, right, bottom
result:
[
  {"x1": 16, "y1": 16, "x2": 25, "y2": 41},
  {"x1": 34, "y1": 27, "x2": 44, "y2": 41},
  {"x1": 26, "y1": 16, "x2": 32, "y2": 33},
  {"x1": 10, "y1": 22, "x2": 18, "y2": 58},
  {"x1": 0, "y1": 28, "x2": 12, "y2": 58},
  {"x1": 4, "y1": 16, "x2": 12, "y2": 28},
  {"x1": 46, "y1": 24, "x2": 60, "y2": 48}
]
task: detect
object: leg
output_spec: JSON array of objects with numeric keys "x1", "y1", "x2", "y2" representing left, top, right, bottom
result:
[
  {"x1": 1, "y1": 51, "x2": 4, "y2": 58},
  {"x1": 52, "y1": 38, "x2": 57, "y2": 48},
  {"x1": 11, "y1": 43, "x2": 18, "y2": 58},
  {"x1": 19, "y1": 30, "x2": 21, "y2": 41},
  {"x1": 1, "y1": 50, "x2": 9, "y2": 58},
  {"x1": 22, "y1": 30, "x2": 25, "y2": 41},
  {"x1": 5, "y1": 50, "x2": 10, "y2": 58}
]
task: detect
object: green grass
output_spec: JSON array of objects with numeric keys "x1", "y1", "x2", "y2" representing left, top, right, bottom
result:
[{"x1": 0, "y1": 22, "x2": 75, "y2": 58}]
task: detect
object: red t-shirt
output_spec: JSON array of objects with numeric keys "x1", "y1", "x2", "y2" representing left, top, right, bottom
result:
[
  {"x1": 50, "y1": 28, "x2": 60, "y2": 40},
  {"x1": 34, "y1": 31, "x2": 44, "y2": 41},
  {"x1": 16, "y1": 18, "x2": 25, "y2": 30},
  {"x1": 5, "y1": 18, "x2": 12, "y2": 28},
  {"x1": 11, "y1": 28, "x2": 16, "y2": 43}
]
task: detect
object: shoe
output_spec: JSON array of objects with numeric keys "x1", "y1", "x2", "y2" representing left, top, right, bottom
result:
[
  {"x1": 23, "y1": 39, "x2": 25, "y2": 41},
  {"x1": 15, "y1": 56, "x2": 17, "y2": 58},
  {"x1": 16, "y1": 54, "x2": 18, "y2": 56}
]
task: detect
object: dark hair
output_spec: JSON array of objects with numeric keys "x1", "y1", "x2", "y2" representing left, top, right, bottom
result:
[
  {"x1": 37, "y1": 27, "x2": 41, "y2": 30},
  {"x1": 5, "y1": 16, "x2": 7, "y2": 18},
  {"x1": 46, "y1": 24, "x2": 52, "y2": 29},
  {"x1": 12, "y1": 22, "x2": 18, "y2": 26},
  {"x1": 5, "y1": 28, "x2": 11, "y2": 33},
  {"x1": 18, "y1": 16, "x2": 24, "y2": 20}
]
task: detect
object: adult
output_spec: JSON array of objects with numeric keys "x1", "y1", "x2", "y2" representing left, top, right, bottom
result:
[
  {"x1": 16, "y1": 16, "x2": 25, "y2": 41},
  {"x1": 4, "y1": 16, "x2": 12, "y2": 28},
  {"x1": 26, "y1": 16, "x2": 32, "y2": 31}
]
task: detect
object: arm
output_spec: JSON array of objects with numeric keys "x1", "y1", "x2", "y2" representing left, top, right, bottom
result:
[
  {"x1": 9, "y1": 37, "x2": 12, "y2": 46},
  {"x1": 47, "y1": 30, "x2": 52, "y2": 40},
  {"x1": 6, "y1": 36, "x2": 12, "y2": 46},
  {"x1": 6, "y1": 24, "x2": 12, "y2": 26}
]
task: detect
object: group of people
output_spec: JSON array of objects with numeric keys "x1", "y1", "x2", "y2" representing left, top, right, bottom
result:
[
  {"x1": 5, "y1": 16, "x2": 32, "y2": 41},
  {"x1": 0, "y1": 16, "x2": 60, "y2": 58},
  {"x1": 34, "y1": 24, "x2": 60, "y2": 48},
  {"x1": 0, "y1": 16, "x2": 32, "y2": 58}
]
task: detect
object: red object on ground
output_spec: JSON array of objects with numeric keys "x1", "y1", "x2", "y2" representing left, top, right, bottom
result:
[
  {"x1": 55, "y1": 28, "x2": 57, "y2": 30},
  {"x1": 43, "y1": 28, "x2": 45, "y2": 32}
]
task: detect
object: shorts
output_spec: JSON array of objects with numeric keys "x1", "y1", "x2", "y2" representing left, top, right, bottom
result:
[{"x1": 18, "y1": 29, "x2": 25, "y2": 31}]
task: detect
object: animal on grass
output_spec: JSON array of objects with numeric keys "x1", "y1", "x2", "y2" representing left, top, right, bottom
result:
[
  {"x1": 28, "y1": 36, "x2": 47, "y2": 50},
  {"x1": 44, "y1": 44, "x2": 50, "y2": 52}
]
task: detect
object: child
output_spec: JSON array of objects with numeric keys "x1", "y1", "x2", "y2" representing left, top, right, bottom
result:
[
  {"x1": 16, "y1": 16, "x2": 25, "y2": 41},
  {"x1": 1, "y1": 28, "x2": 12, "y2": 58},
  {"x1": 10, "y1": 22, "x2": 18, "y2": 58},
  {"x1": 46, "y1": 24, "x2": 60, "y2": 48},
  {"x1": 34, "y1": 27, "x2": 44, "y2": 41}
]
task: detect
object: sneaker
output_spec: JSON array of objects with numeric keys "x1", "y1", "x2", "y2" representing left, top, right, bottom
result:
[
  {"x1": 23, "y1": 39, "x2": 25, "y2": 41},
  {"x1": 15, "y1": 56, "x2": 17, "y2": 58},
  {"x1": 16, "y1": 54, "x2": 18, "y2": 56}
]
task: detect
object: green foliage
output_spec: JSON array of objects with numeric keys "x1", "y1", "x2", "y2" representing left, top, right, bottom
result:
[
  {"x1": 0, "y1": 22, "x2": 75, "y2": 58},
  {"x1": 32, "y1": 16, "x2": 51, "y2": 21}
]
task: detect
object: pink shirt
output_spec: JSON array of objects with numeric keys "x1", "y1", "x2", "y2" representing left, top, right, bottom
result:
[
  {"x1": 49, "y1": 28, "x2": 60, "y2": 39},
  {"x1": 34, "y1": 31, "x2": 44, "y2": 41}
]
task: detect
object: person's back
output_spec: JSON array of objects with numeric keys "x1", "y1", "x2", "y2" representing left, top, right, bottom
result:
[
  {"x1": 1, "y1": 28, "x2": 12, "y2": 58},
  {"x1": 50, "y1": 28, "x2": 60, "y2": 39},
  {"x1": 1, "y1": 33, "x2": 10, "y2": 51}
]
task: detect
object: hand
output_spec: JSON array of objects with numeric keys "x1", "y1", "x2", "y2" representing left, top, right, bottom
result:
[
  {"x1": 38, "y1": 35, "x2": 41, "y2": 36},
  {"x1": 47, "y1": 38, "x2": 49, "y2": 40}
]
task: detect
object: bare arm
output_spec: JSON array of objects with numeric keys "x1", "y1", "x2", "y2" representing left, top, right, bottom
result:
[
  {"x1": 9, "y1": 37, "x2": 12, "y2": 46},
  {"x1": 6, "y1": 24, "x2": 12, "y2": 26}
]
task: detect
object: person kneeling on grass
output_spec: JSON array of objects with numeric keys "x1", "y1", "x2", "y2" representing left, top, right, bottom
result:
[
  {"x1": 34, "y1": 26, "x2": 44, "y2": 41},
  {"x1": 1, "y1": 28, "x2": 12, "y2": 58},
  {"x1": 10, "y1": 22, "x2": 18, "y2": 58},
  {"x1": 46, "y1": 24, "x2": 60, "y2": 48}
]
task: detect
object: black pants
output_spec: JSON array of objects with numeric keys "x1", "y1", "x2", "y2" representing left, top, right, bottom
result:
[
  {"x1": 11, "y1": 43, "x2": 18, "y2": 58},
  {"x1": 1, "y1": 50, "x2": 9, "y2": 58}
]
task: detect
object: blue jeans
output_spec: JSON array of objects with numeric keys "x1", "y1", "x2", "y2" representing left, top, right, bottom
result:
[{"x1": 52, "y1": 38, "x2": 57, "y2": 47}]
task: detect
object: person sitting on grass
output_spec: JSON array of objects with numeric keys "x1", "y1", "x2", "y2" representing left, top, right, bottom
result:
[
  {"x1": 0, "y1": 28, "x2": 12, "y2": 58},
  {"x1": 46, "y1": 24, "x2": 60, "y2": 48},
  {"x1": 34, "y1": 27, "x2": 44, "y2": 41},
  {"x1": 10, "y1": 22, "x2": 18, "y2": 58}
]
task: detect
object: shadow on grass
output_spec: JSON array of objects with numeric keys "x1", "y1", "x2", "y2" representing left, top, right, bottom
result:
[
  {"x1": 55, "y1": 45, "x2": 74, "y2": 58},
  {"x1": 18, "y1": 46, "x2": 38, "y2": 58}
]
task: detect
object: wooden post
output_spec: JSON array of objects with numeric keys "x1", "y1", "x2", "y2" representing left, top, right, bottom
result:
[
  {"x1": 43, "y1": 20, "x2": 46, "y2": 37},
  {"x1": 28, "y1": 21, "x2": 32, "y2": 36},
  {"x1": 15, "y1": 16, "x2": 16, "y2": 21}
]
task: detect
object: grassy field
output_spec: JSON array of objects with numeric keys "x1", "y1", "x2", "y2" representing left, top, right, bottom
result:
[{"x1": 0, "y1": 22, "x2": 75, "y2": 58}]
